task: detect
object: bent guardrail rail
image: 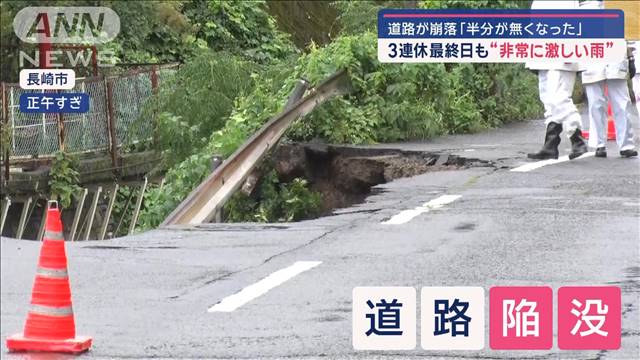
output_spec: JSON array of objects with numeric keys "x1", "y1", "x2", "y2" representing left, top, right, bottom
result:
[{"x1": 161, "y1": 69, "x2": 353, "y2": 226}]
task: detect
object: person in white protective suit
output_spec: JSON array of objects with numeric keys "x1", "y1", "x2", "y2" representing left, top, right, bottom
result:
[
  {"x1": 580, "y1": 0, "x2": 638, "y2": 158},
  {"x1": 526, "y1": 0, "x2": 589, "y2": 160},
  {"x1": 631, "y1": 41, "x2": 640, "y2": 131}
]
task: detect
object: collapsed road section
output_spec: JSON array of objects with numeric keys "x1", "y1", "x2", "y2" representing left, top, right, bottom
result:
[{"x1": 272, "y1": 143, "x2": 492, "y2": 215}]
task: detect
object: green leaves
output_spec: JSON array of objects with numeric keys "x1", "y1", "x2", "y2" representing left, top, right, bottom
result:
[
  {"x1": 184, "y1": 0, "x2": 297, "y2": 64},
  {"x1": 288, "y1": 32, "x2": 541, "y2": 143},
  {"x1": 135, "y1": 52, "x2": 254, "y2": 168},
  {"x1": 225, "y1": 170, "x2": 321, "y2": 223},
  {"x1": 48, "y1": 151, "x2": 81, "y2": 209}
]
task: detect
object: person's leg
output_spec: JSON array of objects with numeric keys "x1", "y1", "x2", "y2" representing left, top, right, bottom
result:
[
  {"x1": 527, "y1": 70, "x2": 563, "y2": 160},
  {"x1": 538, "y1": 70, "x2": 553, "y2": 121},
  {"x1": 633, "y1": 74, "x2": 640, "y2": 119},
  {"x1": 587, "y1": 108, "x2": 599, "y2": 149},
  {"x1": 606, "y1": 79, "x2": 637, "y2": 156},
  {"x1": 552, "y1": 70, "x2": 587, "y2": 159},
  {"x1": 583, "y1": 80, "x2": 608, "y2": 156},
  {"x1": 630, "y1": 42, "x2": 640, "y2": 123},
  {"x1": 541, "y1": 70, "x2": 579, "y2": 126}
]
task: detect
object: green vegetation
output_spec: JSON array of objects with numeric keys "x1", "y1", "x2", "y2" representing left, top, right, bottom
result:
[
  {"x1": 225, "y1": 169, "x2": 322, "y2": 222},
  {"x1": 183, "y1": 0, "x2": 297, "y2": 63},
  {"x1": 48, "y1": 151, "x2": 81, "y2": 208},
  {"x1": 290, "y1": 33, "x2": 484, "y2": 143},
  {"x1": 137, "y1": 53, "x2": 256, "y2": 168}
]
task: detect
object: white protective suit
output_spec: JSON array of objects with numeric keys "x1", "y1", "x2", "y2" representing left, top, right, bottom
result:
[
  {"x1": 526, "y1": 0, "x2": 582, "y2": 137},
  {"x1": 580, "y1": 0, "x2": 636, "y2": 151},
  {"x1": 632, "y1": 41, "x2": 640, "y2": 117}
]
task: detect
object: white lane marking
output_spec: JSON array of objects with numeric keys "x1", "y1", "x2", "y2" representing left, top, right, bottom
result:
[
  {"x1": 469, "y1": 144, "x2": 499, "y2": 148},
  {"x1": 208, "y1": 261, "x2": 322, "y2": 313},
  {"x1": 382, "y1": 194, "x2": 462, "y2": 225},
  {"x1": 510, "y1": 152, "x2": 594, "y2": 173}
]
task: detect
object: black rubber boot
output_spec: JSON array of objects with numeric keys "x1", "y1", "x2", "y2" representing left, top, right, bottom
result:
[
  {"x1": 620, "y1": 149, "x2": 638, "y2": 158},
  {"x1": 528, "y1": 122, "x2": 562, "y2": 160},
  {"x1": 595, "y1": 147, "x2": 607, "y2": 158},
  {"x1": 568, "y1": 129, "x2": 588, "y2": 160}
]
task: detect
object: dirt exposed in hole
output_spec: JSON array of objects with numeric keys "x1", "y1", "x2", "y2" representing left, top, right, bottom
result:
[{"x1": 273, "y1": 143, "x2": 490, "y2": 215}]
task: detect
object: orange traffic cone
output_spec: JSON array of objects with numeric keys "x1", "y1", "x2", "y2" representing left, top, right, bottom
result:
[
  {"x1": 6, "y1": 201, "x2": 92, "y2": 354},
  {"x1": 605, "y1": 102, "x2": 616, "y2": 140}
]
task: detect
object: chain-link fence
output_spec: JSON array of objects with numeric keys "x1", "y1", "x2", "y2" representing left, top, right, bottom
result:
[{"x1": 2, "y1": 64, "x2": 178, "y2": 161}]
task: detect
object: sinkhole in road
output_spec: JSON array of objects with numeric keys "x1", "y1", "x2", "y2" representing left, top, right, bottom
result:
[{"x1": 268, "y1": 143, "x2": 491, "y2": 217}]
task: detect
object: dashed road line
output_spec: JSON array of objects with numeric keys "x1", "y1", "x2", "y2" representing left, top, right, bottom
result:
[
  {"x1": 382, "y1": 194, "x2": 462, "y2": 225},
  {"x1": 208, "y1": 261, "x2": 322, "y2": 313},
  {"x1": 510, "y1": 152, "x2": 594, "y2": 173}
]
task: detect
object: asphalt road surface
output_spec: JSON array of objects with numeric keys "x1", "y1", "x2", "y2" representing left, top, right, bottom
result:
[{"x1": 2, "y1": 118, "x2": 639, "y2": 359}]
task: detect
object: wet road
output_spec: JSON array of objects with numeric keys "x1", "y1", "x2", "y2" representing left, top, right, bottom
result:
[{"x1": 2, "y1": 119, "x2": 639, "y2": 359}]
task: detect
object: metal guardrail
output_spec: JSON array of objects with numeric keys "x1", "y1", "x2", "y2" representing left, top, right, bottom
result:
[{"x1": 162, "y1": 69, "x2": 353, "y2": 226}]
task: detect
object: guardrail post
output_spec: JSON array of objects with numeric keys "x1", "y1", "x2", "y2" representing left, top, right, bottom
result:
[
  {"x1": 99, "y1": 184, "x2": 118, "y2": 240},
  {"x1": 69, "y1": 188, "x2": 88, "y2": 241},
  {"x1": 128, "y1": 177, "x2": 147, "y2": 235},
  {"x1": 284, "y1": 79, "x2": 309, "y2": 110},
  {"x1": 83, "y1": 186, "x2": 102, "y2": 240},
  {"x1": 37, "y1": 201, "x2": 47, "y2": 241},
  {"x1": 0, "y1": 197, "x2": 10, "y2": 235},
  {"x1": 16, "y1": 197, "x2": 32, "y2": 239}
]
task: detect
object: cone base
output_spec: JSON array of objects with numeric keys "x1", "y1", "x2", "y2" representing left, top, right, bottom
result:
[{"x1": 6, "y1": 333, "x2": 92, "y2": 354}]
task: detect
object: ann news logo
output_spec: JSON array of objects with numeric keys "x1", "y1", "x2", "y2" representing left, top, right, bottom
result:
[
  {"x1": 13, "y1": 7, "x2": 120, "y2": 70},
  {"x1": 13, "y1": 7, "x2": 119, "y2": 44}
]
